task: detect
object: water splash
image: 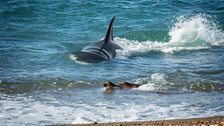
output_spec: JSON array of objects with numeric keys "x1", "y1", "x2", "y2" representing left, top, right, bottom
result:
[
  {"x1": 134, "y1": 73, "x2": 168, "y2": 92},
  {"x1": 115, "y1": 14, "x2": 224, "y2": 57},
  {"x1": 169, "y1": 14, "x2": 224, "y2": 46},
  {"x1": 133, "y1": 72, "x2": 223, "y2": 92}
]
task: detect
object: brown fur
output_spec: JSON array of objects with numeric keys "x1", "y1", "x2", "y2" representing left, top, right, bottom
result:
[
  {"x1": 103, "y1": 81, "x2": 140, "y2": 92},
  {"x1": 103, "y1": 81, "x2": 120, "y2": 92},
  {"x1": 119, "y1": 81, "x2": 140, "y2": 89}
]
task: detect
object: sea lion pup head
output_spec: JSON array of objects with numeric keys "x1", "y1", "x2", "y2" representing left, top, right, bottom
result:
[
  {"x1": 103, "y1": 81, "x2": 120, "y2": 91},
  {"x1": 119, "y1": 81, "x2": 140, "y2": 89}
]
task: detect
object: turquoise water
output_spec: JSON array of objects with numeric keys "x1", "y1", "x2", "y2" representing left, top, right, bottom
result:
[{"x1": 0, "y1": 0, "x2": 224, "y2": 125}]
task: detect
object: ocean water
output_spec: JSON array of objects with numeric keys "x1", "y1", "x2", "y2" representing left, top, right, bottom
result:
[{"x1": 0, "y1": 0, "x2": 224, "y2": 125}]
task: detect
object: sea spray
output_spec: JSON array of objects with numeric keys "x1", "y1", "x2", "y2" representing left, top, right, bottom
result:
[
  {"x1": 169, "y1": 14, "x2": 224, "y2": 46},
  {"x1": 134, "y1": 73, "x2": 168, "y2": 92},
  {"x1": 115, "y1": 14, "x2": 224, "y2": 58}
]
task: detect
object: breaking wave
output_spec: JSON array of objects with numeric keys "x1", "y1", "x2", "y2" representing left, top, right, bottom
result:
[
  {"x1": 115, "y1": 14, "x2": 224, "y2": 58},
  {"x1": 133, "y1": 72, "x2": 223, "y2": 93}
]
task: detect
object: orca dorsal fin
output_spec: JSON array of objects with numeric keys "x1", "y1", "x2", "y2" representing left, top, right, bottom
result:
[
  {"x1": 99, "y1": 17, "x2": 115, "y2": 55},
  {"x1": 104, "y1": 16, "x2": 115, "y2": 42}
]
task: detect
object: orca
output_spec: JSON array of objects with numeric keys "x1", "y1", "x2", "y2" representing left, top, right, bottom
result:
[{"x1": 71, "y1": 17, "x2": 122, "y2": 63}]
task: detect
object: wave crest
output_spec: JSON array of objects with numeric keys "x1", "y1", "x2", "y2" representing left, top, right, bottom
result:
[
  {"x1": 169, "y1": 14, "x2": 224, "y2": 46},
  {"x1": 115, "y1": 14, "x2": 224, "y2": 57}
]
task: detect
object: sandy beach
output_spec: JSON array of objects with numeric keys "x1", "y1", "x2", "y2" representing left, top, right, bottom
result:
[{"x1": 50, "y1": 116, "x2": 224, "y2": 126}]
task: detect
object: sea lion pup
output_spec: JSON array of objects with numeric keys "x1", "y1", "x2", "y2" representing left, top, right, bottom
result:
[
  {"x1": 103, "y1": 81, "x2": 140, "y2": 92},
  {"x1": 119, "y1": 81, "x2": 140, "y2": 89},
  {"x1": 103, "y1": 81, "x2": 120, "y2": 92}
]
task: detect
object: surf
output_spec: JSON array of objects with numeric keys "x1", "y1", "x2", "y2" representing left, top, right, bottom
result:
[{"x1": 114, "y1": 14, "x2": 224, "y2": 59}]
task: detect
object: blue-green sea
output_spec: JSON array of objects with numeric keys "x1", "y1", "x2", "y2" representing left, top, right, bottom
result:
[{"x1": 0, "y1": 0, "x2": 224, "y2": 125}]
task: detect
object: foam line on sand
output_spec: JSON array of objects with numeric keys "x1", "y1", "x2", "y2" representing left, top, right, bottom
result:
[{"x1": 50, "y1": 116, "x2": 224, "y2": 126}]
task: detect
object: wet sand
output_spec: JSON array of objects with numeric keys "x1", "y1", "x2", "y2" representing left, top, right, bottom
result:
[{"x1": 51, "y1": 116, "x2": 224, "y2": 126}]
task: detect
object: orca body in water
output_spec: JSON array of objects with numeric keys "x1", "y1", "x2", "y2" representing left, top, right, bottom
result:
[{"x1": 72, "y1": 17, "x2": 122, "y2": 63}]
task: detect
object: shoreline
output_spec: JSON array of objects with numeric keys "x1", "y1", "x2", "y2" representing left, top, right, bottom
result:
[{"x1": 50, "y1": 116, "x2": 224, "y2": 126}]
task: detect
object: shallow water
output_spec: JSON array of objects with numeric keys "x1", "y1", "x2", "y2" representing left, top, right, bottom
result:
[{"x1": 0, "y1": 0, "x2": 224, "y2": 125}]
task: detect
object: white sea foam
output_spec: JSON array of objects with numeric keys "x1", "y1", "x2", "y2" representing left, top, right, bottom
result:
[
  {"x1": 136, "y1": 82, "x2": 157, "y2": 91},
  {"x1": 115, "y1": 14, "x2": 224, "y2": 58},
  {"x1": 0, "y1": 89, "x2": 223, "y2": 125},
  {"x1": 134, "y1": 73, "x2": 168, "y2": 92},
  {"x1": 151, "y1": 73, "x2": 166, "y2": 83},
  {"x1": 169, "y1": 14, "x2": 224, "y2": 46}
]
